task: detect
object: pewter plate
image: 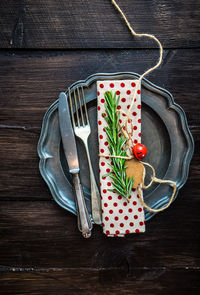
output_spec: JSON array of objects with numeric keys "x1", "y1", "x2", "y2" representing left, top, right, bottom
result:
[{"x1": 37, "y1": 72, "x2": 194, "y2": 221}]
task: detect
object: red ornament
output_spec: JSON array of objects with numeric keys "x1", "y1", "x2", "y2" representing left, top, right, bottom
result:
[{"x1": 133, "y1": 143, "x2": 147, "y2": 160}]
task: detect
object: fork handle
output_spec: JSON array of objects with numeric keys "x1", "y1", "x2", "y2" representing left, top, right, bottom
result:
[
  {"x1": 90, "y1": 168, "x2": 102, "y2": 225},
  {"x1": 72, "y1": 173, "x2": 93, "y2": 238},
  {"x1": 84, "y1": 142, "x2": 102, "y2": 225}
]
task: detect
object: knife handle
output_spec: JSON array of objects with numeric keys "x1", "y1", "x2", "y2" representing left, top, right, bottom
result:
[{"x1": 72, "y1": 173, "x2": 93, "y2": 238}]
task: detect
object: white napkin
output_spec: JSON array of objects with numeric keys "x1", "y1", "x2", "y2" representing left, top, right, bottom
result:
[{"x1": 97, "y1": 80, "x2": 145, "y2": 237}]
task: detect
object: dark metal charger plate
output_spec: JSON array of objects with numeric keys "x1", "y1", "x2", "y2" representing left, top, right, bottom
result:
[{"x1": 37, "y1": 72, "x2": 194, "y2": 221}]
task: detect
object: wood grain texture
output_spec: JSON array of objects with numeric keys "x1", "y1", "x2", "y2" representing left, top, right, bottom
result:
[
  {"x1": 0, "y1": 200, "x2": 199, "y2": 269},
  {"x1": 0, "y1": 1, "x2": 199, "y2": 292},
  {"x1": 0, "y1": 49, "x2": 199, "y2": 200},
  {"x1": 0, "y1": 0, "x2": 199, "y2": 49},
  {"x1": 0, "y1": 268, "x2": 200, "y2": 295},
  {"x1": 0, "y1": 49, "x2": 199, "y2": 128},
  {"x1": 0, "y1": 128, "x2": 48, "y2": 200}
]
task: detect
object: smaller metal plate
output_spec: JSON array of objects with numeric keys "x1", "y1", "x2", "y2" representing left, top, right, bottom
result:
[{"x1": 37, "y1": 72, "x2": 194, "y2": 221}]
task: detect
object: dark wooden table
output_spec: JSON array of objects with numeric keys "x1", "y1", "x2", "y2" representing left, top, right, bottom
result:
[{"x1": 0, "y1": 1, "x2": 199, "y2": 294}]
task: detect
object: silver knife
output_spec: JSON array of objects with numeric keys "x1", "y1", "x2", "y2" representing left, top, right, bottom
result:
[{"x1": 58, "y1": 92, "x2": 93, "y2": 238}]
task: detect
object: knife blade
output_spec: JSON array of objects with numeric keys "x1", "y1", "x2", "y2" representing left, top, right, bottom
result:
[
  {"x1": 58, "y1": 92, "x2": 92, "y2": 238},
  {"x1": 58, "y1": 92, "x2": 79, "y2": 174}
]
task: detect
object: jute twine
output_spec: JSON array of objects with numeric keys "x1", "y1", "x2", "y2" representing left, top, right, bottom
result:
[{"x1": 98, "y1": 0, "x2": 177, "y2": 213}]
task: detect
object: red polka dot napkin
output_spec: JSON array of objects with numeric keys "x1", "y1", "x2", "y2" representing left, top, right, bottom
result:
[{"x1": 97, "y1": 80, "x2": 145, "y2": 237}]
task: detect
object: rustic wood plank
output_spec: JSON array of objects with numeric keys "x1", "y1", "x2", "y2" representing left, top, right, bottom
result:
[
  {"x1": 0, "y1": 0, "x2": 199, "y2": 49},
  {"x1": 0, "y1": 268, "x2": 199, "y2": 295},
  {"x1": 0, "y1": 128, "x2": 49, "y2": 200},
  {"x1": 0, "y1": 1, "x2": 199, "y2": 293},
  {"x1": 0, "y1": 201, "x2": 199, "y2": 269},
  {"x1": 0, "y1": 127, "x2": 198, "y2": 200},
  {"x1": 0, "y1": 49, "x2": 199, "y2": 128},
  {"x1": 0, "y1": 49, "x2": 199, "y2": 200},
  {"x1": 0, "y1": 125, "x2": 199, "y2": 200}
]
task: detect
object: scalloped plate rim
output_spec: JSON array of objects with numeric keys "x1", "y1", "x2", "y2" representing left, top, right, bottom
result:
[{"x1": 37, "y1": 72, "x2": 194, "y2": 221}]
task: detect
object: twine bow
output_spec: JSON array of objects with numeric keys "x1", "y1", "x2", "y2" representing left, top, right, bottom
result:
[{"x1": 98, "y1": 0, "x2": 177, "y2": 213}]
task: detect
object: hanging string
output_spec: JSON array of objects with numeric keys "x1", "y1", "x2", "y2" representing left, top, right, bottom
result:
[
  {"x1": 111, "y1": 0, "x2": 163, "y2": 80},
  {"x1": 138, "y1": 162, "x2": 177, "y2": 213},
  {"x1": 111, "y1": 0, "x2": 163, "y2": 123},
  {"x1": 98, "y1": 0, "x2": 177, "y2": 213},
  {"x1": 100, "y1": 150, "x2": 177, "y2": 212}
]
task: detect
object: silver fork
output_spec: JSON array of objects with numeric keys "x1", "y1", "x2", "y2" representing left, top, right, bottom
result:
[{"x1": 68, "y1": 87, "x2": 102, "y2": 225}]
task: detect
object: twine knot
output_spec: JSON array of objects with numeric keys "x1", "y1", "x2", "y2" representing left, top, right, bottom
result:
[{"x1": 98, "y1": 0, "x2": 177, "y2": 213}]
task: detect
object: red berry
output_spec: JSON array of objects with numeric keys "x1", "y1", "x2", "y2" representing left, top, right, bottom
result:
[{"x1": 133, "y1": 143, "x2": 147, "y2": 160}]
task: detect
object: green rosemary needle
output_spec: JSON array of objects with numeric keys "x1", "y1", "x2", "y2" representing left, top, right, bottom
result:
[{"x1": 103, "y1": 90, "x2": 134, "y2": 201}]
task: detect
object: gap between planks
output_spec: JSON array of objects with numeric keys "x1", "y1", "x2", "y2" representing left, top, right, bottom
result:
[{"x1": 0, "y1": 265, "x2": 199, "y2": 273}]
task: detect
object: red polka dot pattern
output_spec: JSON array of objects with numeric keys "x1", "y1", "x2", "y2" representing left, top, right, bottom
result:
[{"x1": 97, "y1": 80, "x2": 145, "y2": 237}]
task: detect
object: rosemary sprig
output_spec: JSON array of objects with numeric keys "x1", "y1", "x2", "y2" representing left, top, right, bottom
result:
[{"x1": 103, "y1": 91, "x2": 134, "y2": 201}]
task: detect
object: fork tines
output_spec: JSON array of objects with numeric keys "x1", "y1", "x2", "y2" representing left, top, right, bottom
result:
[{"x1": 68, "y1": 87, "x2": 89, "y2": 128}]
